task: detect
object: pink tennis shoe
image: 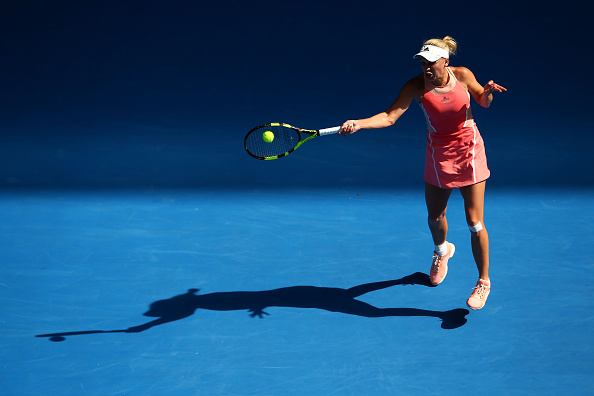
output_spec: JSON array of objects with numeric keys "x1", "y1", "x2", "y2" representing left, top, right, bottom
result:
[
  {"x1": 467, "y1": 279, "x2": 491, "y2": 310},
  {"x1": 430, "y1": 242, "x2": 455, "y2": 285}
]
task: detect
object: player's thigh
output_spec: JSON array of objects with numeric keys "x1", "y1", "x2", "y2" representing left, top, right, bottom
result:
[{"x1": 459, "y1": 181, "x2": 486, "y2": 225}]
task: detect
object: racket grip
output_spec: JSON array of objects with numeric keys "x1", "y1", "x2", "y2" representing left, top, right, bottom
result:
[{"x1": 318, "y1": 126, "x2": 341, "y2": 136}]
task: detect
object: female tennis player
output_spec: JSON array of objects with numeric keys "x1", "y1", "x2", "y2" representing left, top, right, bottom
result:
[{"x1": 340, "y1": 36, "x2": 506, "y2": 310}]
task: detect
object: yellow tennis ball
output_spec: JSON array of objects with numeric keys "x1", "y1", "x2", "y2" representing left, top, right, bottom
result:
[{"x1": 263, "y1": 131, "x2": 274, "y2": 143}]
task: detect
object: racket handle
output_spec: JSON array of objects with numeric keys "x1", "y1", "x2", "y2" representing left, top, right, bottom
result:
[{"x1": 318, "y1": 126, "x2": 341, "y2": 136}]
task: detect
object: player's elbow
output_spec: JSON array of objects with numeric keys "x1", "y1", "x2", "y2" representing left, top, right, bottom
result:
[
  {"x1": 384, "y1": 112, "x2": 401, "y2": 127},
  {"x1": 385, "y1": 106, "x2": 407, "y2": 127}
]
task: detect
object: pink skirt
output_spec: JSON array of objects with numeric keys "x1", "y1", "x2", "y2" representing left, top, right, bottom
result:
[{"x1": 424, "y1": 124, "x2": 490, "y2": 189}]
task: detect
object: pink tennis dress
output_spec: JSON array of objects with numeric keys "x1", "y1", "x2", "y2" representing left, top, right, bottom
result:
[{"x1": 418, "y1": 67, "x2": 490, "y2": 189}]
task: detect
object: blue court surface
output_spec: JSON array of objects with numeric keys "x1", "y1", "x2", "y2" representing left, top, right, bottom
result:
[
  {"x1": 1, "y1": 1, "x2": 592, "y2": 395},
  {"x1": 2, "y1": 133, "x2": 593, "y2": 395}
]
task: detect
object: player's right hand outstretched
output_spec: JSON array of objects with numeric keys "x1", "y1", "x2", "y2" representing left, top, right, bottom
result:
[{"x1": 340, "y1": 120, "x2": 361, "y2": 135}]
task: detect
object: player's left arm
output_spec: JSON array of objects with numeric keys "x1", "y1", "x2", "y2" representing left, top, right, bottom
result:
[{"x1": 455, "y1": 67, "x2": 507, "y2": 108}]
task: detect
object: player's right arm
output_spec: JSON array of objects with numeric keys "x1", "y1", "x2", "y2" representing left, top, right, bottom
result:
[{"x1": 340, "y1": 75, "x2": 423, "y2": 134}]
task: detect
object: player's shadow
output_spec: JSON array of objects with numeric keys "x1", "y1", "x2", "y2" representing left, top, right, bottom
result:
[{"x1": 36, "y1": 272, "x2": 469, "y2": 342}]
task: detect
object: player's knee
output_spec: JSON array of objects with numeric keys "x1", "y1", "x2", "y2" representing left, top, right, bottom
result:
[
  {"x1": 468, "y1": 221, "x2": 484, "y2": 234},
  {"x1": 428, "y1": 212, "x2": 446, "y2": 224}
]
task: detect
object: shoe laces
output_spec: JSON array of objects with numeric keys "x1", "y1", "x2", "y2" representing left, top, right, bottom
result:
[
  {"x1": 431, "y1": 254, "x2": 442, "y2": 272},
  {"x1": 472, "y1": 282, "x2": 489, "y2": 299}
]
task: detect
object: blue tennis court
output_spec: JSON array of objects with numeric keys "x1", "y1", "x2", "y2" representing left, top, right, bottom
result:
[
  {"x1": 1, "y1": 1, "x2": 592, "y2": 395},
  {"x1": 2, "y1": 130, "x2": 593, "y2": 395}
]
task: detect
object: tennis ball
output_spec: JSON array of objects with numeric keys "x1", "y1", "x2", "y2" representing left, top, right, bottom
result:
[{"x1": 263, "y1": 131, "x2": 274, "y2": 143}]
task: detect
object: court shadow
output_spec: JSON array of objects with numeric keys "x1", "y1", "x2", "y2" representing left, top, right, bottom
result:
[{"x1": 36, "y1": 272, "x2": 469, "y2": 342}]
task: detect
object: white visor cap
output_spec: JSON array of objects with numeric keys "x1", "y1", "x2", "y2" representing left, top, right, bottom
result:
[{"x1": 413, "y1": 45, "x2": 450, "y2": 62}]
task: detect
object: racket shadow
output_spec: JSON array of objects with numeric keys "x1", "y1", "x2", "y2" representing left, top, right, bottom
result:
[{"x1": 35, "y1": 272, "x2": 469, "y2": 342}]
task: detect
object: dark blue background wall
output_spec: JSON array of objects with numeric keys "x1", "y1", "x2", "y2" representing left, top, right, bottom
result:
[{"x1": 0, "y1": 0, "x2": 590, "y2": 190}]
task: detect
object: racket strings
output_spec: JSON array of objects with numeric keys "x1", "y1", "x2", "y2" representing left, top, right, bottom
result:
[{"x1": 245, "y1": 125, "x2": 303, "y2": 159}]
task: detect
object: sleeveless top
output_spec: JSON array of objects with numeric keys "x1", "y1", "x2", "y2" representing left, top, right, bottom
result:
[{"x1": 417, "y1": 67, "x2": 490, "y2": 188}]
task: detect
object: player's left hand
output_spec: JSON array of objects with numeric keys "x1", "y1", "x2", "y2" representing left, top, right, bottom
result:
[{"x1": 484, "y1": 80, "x2": 507, "y2": 95}]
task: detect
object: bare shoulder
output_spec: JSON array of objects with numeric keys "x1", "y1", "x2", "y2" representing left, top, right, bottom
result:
[
  {"x1": 403, "y1": 74, "x2": 425, "y2": 99},
  {"x1": 451, "y1": 66, "x2": 477, "y2": 83},
  {"x1": 451, "y1": 66, "x2": 472, "y2": 76}
]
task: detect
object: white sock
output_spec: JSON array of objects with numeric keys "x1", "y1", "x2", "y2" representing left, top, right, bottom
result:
[{"x1": 435, "y1": 242, "x2": 448, "y2": 257}]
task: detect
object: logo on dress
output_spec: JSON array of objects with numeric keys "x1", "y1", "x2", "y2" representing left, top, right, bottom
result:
[{"x1": 441, "y1": 97, "x2": 450, "y2": 102}]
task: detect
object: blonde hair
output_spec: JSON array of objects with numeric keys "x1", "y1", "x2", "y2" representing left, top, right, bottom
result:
[{"x1": 423, "y1": 36, "x2": 458, "y2": 56}]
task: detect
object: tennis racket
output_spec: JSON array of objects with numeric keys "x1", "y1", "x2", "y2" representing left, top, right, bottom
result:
[{"x1": 244, "y1": 122, "x2": 341, "y2": 160}]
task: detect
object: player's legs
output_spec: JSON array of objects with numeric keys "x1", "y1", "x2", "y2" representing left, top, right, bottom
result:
[
  {"x1": 425, "y1": 182, "x2": 452, "y2": 246},
  {"x1": 425, "y1": 183, "x2": 455, "y2": 285},
  {"x1": 459, "y1": 181, "x2": 489, "y2": 280}
]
